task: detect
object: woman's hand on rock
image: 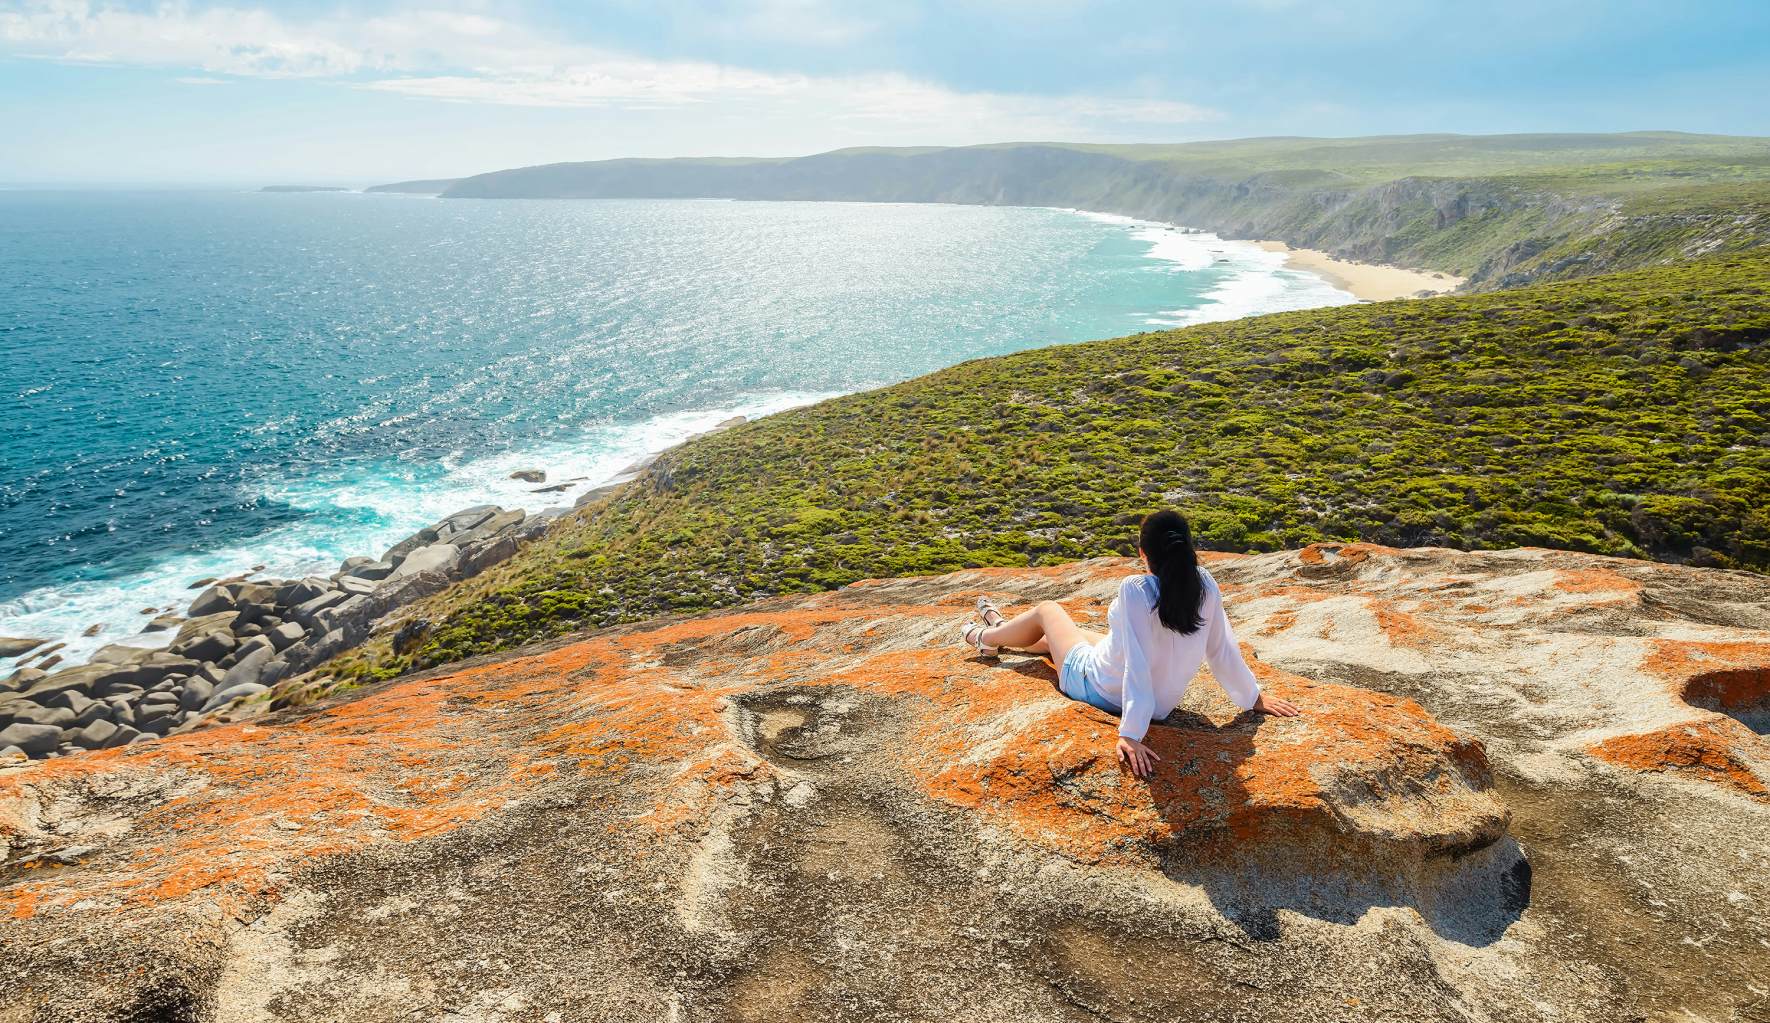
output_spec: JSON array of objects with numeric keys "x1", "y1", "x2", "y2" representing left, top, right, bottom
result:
[
  {"x1": 1117, "y1": 736, "x2": 1161, "y2": 778},
  {"x1": 1254, "y1": 692, "x2": 1301, "y2": 717}
]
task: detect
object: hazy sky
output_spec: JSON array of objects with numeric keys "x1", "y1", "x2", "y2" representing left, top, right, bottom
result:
[{"x1": 3, "y1": 0, "x2": 1768, "y2": 184}]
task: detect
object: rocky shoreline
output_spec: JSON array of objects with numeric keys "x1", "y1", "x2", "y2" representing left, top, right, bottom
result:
[
  {"x1": 0, "y1": 503, "x2": 555, "y2": 760},
  {"x1": 0, "y1": 414, "x2": 754, "y2": 762}
]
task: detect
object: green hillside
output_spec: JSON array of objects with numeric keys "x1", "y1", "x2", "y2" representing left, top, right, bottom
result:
[
  {"x1": 328, "y1": 250, "x2": 1770, "y2": 682},
  {"x1": 407, "y1": 133, "x2": 1770, "y2": 289}
]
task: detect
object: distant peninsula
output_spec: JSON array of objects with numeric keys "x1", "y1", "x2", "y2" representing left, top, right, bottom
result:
[
  {"x1": 363, "y1": 178, "x2": 459, "y2": 195},
  {"x1": 366, "y1": 132, "x2": 1770, "y2": 289}
]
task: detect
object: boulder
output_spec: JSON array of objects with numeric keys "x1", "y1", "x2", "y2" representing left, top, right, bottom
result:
[
  {"x1": 186, "y1": 583, "x2": 241, "y2": 617},
  {"x1": 460, "y1": 535, "x2": 519, "y2": 578},
  {"x1": 444, "y1": 511, "x2": 525, "y2": 551},
  {"x1": 178, "y1": 677, "x2": 214, "y2": 711},
  {"x1": 274, "y1": 577, "x2": 334, "y2": 610},
  {"x1": 509, "y1": 469, "x2": 545, "y2": 483},
  {"x1": 439, "y1": 504, "x2": 499, "y2": 534},
  {"x1": 141, "y1": 614, "x2": 184, "y2": 634},
  {"x1": 7, "y1": 704, "x2": 74, "y2": 730},
  {"x1": 201, "y1": 682, "x2": 269, "y2": 713},
  {"x1": 0, "y1": 722, "x2": 60, "y2": 755},
  {"x1": 338, "y1": 556, "x2": 375, "y2": 574},
  {"x1": 266, "y1": 621, "x2": 306, "y2": 651},
  {"x1": 388, "y1": 543, "x2": 460, "y2": 581},
  {"x1": 168, "y1": 614, "x2": 241, "y2": 662},
  {"x1": 219, "y1": 636, "x2": 276, "y2": 688},
  {"x1": 382, "y1": 527, "x2": 440, "y2": 567},
  {"x1": 335, "y1": 575, "x2": 376, "y2": 596},
  {"x1": 346, "y1": 559, "x2": 396, "y2": 582},
  {"x1": 291, "y1": 589, "x2": 349, "y2": 626},
  {"x1": 0, "y1": 637, "x2": 47, "y2": 658},
  {"x1": 3, "y1": 667, "x2": 47, "y2": 691},
  {"x1": 22, "y1": 665, "x2": 112, "y2": 704},
  {"x1": 67, "y1": 718, "x2": 120, "y2": 750},
  {"x1": 90, "y1": 644, "x2": 155, "y2": 666}
]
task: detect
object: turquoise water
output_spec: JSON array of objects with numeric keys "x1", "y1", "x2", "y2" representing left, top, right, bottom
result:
[{"x1": 0, "y1": 192, "x2": 1350, "y2": 664}]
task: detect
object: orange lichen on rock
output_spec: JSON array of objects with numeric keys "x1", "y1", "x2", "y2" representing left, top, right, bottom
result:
[
  {"x1": 1582, "y1": 639, "x2": 1770, "y2": 800},
  {"x1": 1591, "y1": 720, "x2": 1769, "y2": 801},
  {"x1": 1551, "y1": 568, "x2": 1644, "y2": 598}
]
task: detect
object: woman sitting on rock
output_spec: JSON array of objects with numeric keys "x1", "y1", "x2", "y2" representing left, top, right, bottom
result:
[{"x1": 962, "y1": 510, "x2": 1300, "y2": 778}]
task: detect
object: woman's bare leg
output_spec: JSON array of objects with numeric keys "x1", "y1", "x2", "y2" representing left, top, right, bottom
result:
[{"x1": 981, "y1": 602, "x2": 1099, "y2": 669}]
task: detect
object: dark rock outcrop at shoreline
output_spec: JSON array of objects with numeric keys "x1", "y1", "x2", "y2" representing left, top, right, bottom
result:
[{"x1": 0, "y1": 504, "x2": 556, "y2": 761}]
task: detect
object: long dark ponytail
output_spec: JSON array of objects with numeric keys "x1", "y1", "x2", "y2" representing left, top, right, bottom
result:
[{"x1": 1139, "y1": 510, "x2": 1204, "y2": 634}]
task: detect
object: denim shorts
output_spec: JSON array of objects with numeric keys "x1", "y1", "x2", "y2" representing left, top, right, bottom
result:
[{"x1": 1058, "y1": 643, "x2": 1120, "y2": 715}]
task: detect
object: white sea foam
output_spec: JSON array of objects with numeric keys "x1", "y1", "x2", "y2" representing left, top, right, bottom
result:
[
  {"x1": 1052, "y1": 207, "x2": 1357, "y2": 324},
  {"x1": 0, "y1": 390, "x2": 835, "y2": 669}
]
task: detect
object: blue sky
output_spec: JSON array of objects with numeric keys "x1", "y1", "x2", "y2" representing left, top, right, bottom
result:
[{"x1": 2, "y1": 0, "x2": 1768, "y2": 184}]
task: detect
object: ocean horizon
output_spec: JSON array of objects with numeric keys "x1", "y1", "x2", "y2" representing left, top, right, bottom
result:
[{"x1": 0, "y1": 191, "x2": 1353, "y2": 667}]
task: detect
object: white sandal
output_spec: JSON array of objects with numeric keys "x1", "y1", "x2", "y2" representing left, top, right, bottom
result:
[
  {"x1": 976, "y1": 597, "x2": 1006, "y2": 629},
  {"x1": 961, "y1": 622, "x2": 999, "y2": 656}
]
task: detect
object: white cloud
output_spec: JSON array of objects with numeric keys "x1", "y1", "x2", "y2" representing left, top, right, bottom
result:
[
  {"x1": 0, "y1": 1, "x2": 1218, "y2": 140},
  {"x1": 174, "y1": 75, "x2": 227, "y2": 84}
]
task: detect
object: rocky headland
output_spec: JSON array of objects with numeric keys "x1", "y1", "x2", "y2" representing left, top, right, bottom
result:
[{"x1": 2, "y1": 543, "x2": 1764, "y2": 1020}]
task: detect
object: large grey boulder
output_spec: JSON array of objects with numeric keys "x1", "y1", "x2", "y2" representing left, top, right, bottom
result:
[
  {"x1": 346, "y1": 559, "x2": 395, "y2": 581},
  {"x1": 0, "y1": 637, "x2": 48, "y2": 658},
  {"x1": 389, "y1": 543, "x2": 460, "y2": 581},
  {"x1": 275, "y1": 577, "x2": 334, "y2": 610},
  {"x1": 220, "y1": 636, "x2": 276, "y2": 688},
  {"x1": 67, "y1": 718, "x2": 121, "y2": 750},
  {"x1": 438, "y1": 505, "x2": 499, "y2": 536},
  {"x1": 0, "y1": 722, "x2": 61, "y2": 755},
  {"x1": 382, "y1": 526, "x2": 440, "y2": 566},
  {"x1": 202, "y1": 682, "x2": 269, "y2": 713},
  {"x1": 445, "y1": 508, "x2": 525, "y2": 549},
  {"x1": 23, "y1": 664, "x2": 113, "y2": 704},
  {"x1": 267, "y1": 621, "x2": 306, "y2": 651},
  {"x1": 142, "y1": 613, "x2": 185, "y2": 634},
  {"x1": 4, "y1": 667, "x2": 47, "y2": 692},
  {"x1": 168, "y1": 613, "x2": 241, "y2": 662},
  {"x1": 335, "y1": 575, "x2": 377, "y2": 596},
  {"x1": 10, "y1": 704, "x2": 74, "y2": 730},
  {"x1": 461, "y1": 535, "x2": 519, "y2": 578},
  {"x1": 186, "y1": 583, "x2": 242, "y2": 617},
  {"x1": 179, "y1": 678, "x2": 214, "y2": 711},
  {"x1": 90, "y1": 644, "x2": 156, "y2": 666}
]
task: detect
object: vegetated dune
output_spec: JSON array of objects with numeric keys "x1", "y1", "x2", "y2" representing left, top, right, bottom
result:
[
  {"x1": 387, "y1": 132, "x2": 1770, "y2": 288},
  {"x1": 2, "y1": 544, "x2": 1765, "y2": 1020}
]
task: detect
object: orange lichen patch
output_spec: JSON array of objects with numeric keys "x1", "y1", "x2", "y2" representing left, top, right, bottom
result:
[
  {"x1": 1641, "y1": 639, "x2": 1770, "y2": 708},
  {"x1": 910, "y1": 661, "x2": 1504, "y2": 865},
  {"x1": 1369, "y1": 603, "x2": 1444, "y2": 649},
  {"x1": 1295, "y1": 542, "x2": 1398, "y2": 568},
  {"x1": 1590, "y1": 718, "x2": 1770, "y2": 801},
  {"x1": 1551, "y1": 568, "x2": 1644, "y2": 598},
  {"x1": 1253, "y1": 609, "x2": 1299, "y2": 637}
]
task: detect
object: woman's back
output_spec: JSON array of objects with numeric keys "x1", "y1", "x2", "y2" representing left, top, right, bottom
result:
[{"x1": 1077, "y1": 567, "x2": 1262, "y2": 741}]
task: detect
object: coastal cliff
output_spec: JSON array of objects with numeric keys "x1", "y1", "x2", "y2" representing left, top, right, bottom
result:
[
  {"x1": 382, "y1": 133, "x2": 1770, "y2": 289},
  {"x1": 3, "y1": 545, "x2": 1765, "y2": 1019}
]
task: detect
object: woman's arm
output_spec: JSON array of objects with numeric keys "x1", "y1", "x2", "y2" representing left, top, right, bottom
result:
[
  {"x1": 1204, "y1": 575, "x2": 1299, "y2": 717},
  {"x1": 1114, "y1": 578, "x2": 1158, "y2": 744}
]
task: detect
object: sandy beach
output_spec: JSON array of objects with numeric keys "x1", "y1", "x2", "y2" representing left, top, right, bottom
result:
[{"x1": 1256, "y1": 240, "x2": 1464, "y2": 302}]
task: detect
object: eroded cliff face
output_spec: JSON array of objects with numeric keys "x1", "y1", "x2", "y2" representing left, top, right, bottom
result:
[{"x1": 1, "y1": 546, "x2": 1765, "y2": 1022}]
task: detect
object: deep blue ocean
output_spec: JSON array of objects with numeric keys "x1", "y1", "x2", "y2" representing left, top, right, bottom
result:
[{"x1": 0, "y1": 192, "x2": 1350, "y2": 664}]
